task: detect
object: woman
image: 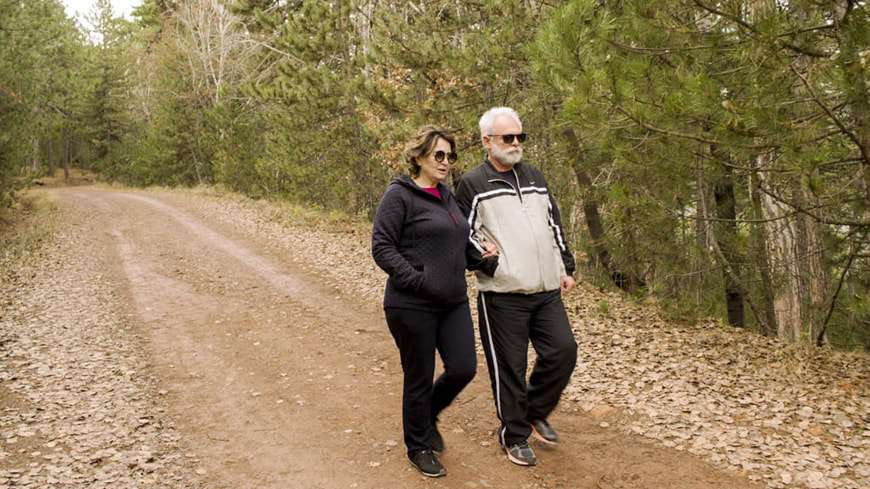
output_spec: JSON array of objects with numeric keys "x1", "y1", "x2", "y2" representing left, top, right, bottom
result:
[{"x1": 371, "y1": 126, "x2": 480, "y2": 477}]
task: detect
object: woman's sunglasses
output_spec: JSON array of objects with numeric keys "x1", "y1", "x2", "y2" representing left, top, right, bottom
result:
[
  {"x1": 433, "y1": 150, "x2": 458, "y2": 164},
  {"x1": 492, "y1": 133, "x2": 527, "y2": 144}
]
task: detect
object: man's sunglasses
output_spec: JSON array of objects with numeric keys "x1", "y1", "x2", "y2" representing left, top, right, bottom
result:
[
  {"x1": 491, "y1": 133, "x2": 527, "y2": 144},
  {"x1": 433, "y1": 150, "x2": 458, "y2": 164}
]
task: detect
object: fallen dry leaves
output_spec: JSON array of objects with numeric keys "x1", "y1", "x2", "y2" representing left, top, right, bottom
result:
[
  {"x1": 0, "y1": 197, "x2": 205, "y2": 488},
  {"x1": 1, "y1": 186, "x2": 866, "y2": 489},
  {"x1": 169, "y1": 187, "x2": 868, "y2": 489}
]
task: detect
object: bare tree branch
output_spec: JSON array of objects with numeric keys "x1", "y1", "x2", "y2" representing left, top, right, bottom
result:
[{"x1": 816, "y1": 244, "x2": 861, "y2": 346}]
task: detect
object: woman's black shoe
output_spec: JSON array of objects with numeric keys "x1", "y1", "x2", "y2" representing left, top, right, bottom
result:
[
  {"x1": 429, "y1": 426, "x2": 445, "y2": 453},
  {"x1": 409, "y1": 449, "x2": 447, "y2": 477}
]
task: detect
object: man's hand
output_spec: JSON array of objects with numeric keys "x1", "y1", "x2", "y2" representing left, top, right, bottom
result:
[
  {"x1": 560, "y1": 275, "x2": 576, "y2": 294},
  {"x1": 482, "y1": 240, "x2": 499, "y2": 259}
]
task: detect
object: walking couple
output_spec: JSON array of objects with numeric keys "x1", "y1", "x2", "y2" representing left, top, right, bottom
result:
[
  {"x1": 372, "y1": 107, "x2": 577, "y2": 477},
  {"x1": 371, "y1": 107, "x2": 579, "y2": 477}
]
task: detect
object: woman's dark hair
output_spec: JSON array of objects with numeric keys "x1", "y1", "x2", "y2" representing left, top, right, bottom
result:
[{"x1": 404, "y1": 126, "x2": 456, "y2": 177}]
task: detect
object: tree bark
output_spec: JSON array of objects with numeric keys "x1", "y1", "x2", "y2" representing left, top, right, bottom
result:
[
  {"x1": 791, "y1": 178, "x2": 830, "y2": 343},
  {"x1": 758, "y1": 165, "x2": 829, "y2": 343},
  {"x1": 748, "y1": 159, "x2": 778, "y2": 337},
  {"x1": 30, "y1": 136, "x2": 40, "y2": 174},
  {"x1": 712, "y1": 157, "x2": 746, "y2": 327},
  {"x1": 63, "y1": 126, "x2": 70, "y2": 181},
  {"x1": 46, "y1": 138, "x2": 55, "y2": 177},
  {"x1": 563, "y1": 127, "x2": 635, "y2": 290},
  {"x1": 759, "y1": 170, "x2": 803, "y2": 341}
]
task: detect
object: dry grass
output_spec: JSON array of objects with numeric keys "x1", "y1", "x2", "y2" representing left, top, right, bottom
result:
[
  {"x1": 0, "y1": 190, "x2": 58, "y2": 263},
  {"x1": 182, "y1": 183, "x2": 371, "y2": 233},
  {"x1": 32, "y1": 168, "x2": 97, "y2": 187}
]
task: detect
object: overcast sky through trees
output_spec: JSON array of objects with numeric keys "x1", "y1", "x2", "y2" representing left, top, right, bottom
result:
[{"x1": 63, "y1": 0, "x2": 139, "y2": 20}]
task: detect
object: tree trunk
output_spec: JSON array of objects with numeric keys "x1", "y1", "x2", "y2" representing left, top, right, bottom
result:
[
  {"x1": 758, "y1": 169, "x2": 802, "y2": 341},
  {"x1": 783, "y1": 15, "x2": 832, "y2": 343},
  {"x1": 30, "y1": 136, "x2": 40, "y2": 174},
  {"x1": 747, "y1": 0, "x2": 833, "y2": 344},
  {"x1": 712, "y1": 158, "x2": 746, "y2": 327},
  {"x1": 46, "y1": 138, "x2": 55, "y2": 177},
  {"x1": 695, "y1": 163, "x2": 712, "y2": 252},
  {"x1": 563, "y1": 128, "x2": 634, "y2": 290},
  {"x1": 63, "y1": 126, "x2": 70, "y2": 181},
  {"x1": 623, "y1": 206, "x2": 644, "y2": 292},
  {"x1": 791, "y1": 179, "x2": 830, "y2": 343},
  {"x1": 748, "y1": 159, "x2": 778, "y2": 337},
  {"x1": 757, "y1": 165, "x2": 828, "y2": 343}
]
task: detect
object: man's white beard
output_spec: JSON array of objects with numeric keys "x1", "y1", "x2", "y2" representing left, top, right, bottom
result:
[{"x1": 492, "y1": 145, "x2": 522, "y2": 166}]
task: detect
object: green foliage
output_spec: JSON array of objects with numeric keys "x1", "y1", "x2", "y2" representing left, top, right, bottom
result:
[
  {"x1": 4, "y1": 0, "x2": 866, "y2": 349},
  {"x1": 0, "y1": 0, "x2": 87, "y2": 208},
  {"x1": 532, "y1": 0, "x2": 869, "y2": 348},
  {"x1": 597, "y1": 300, "x2": 611, "y2": 316},
  {"x1": 365, "y1": 1, "x2": 562, "y2": 174},
  {"x1": 82, "y1": 0, "x2": 135, "y2": 173}
]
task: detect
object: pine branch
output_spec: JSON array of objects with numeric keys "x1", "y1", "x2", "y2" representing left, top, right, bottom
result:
[
  {"x1": 692, "y1": 0, "x2": 832, "y2": 58},
  {"x1": 757, "y1": 184, "x2": 869, "y2": 228},
  {"x1": 606, "y1": 39, "x2": 740, "y2": 54},
  {"x1": 614, "y1": 104, "x2": 776, "y2": 149},
  {"x1": 789, "y1": 64, "x2": 870, "y2": 167},
  {"x1": 240, "y1": 38, "x2": 304, "y2": 65}
]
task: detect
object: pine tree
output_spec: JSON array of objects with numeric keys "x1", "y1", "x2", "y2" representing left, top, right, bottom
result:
[
  {"x1": 84, "y1": 0, "x2": 133, "y2": 174},
  {"x1": 533, "y1": 0, "x2": 868, "y2": 345},
  {"x1": 1, "y1": 0, "x2": 88, "y2": 206}
]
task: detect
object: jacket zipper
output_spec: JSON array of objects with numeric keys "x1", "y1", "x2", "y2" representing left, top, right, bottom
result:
[
  {"x1": 488, "y1": 171, "x2": 546, "y2": 290},
  {"x1": 444, "y1": 195, "x2": 459, "y2": 225},
  {"x1": 487, "y1": 178, "x2": 523, "y2": 203}
]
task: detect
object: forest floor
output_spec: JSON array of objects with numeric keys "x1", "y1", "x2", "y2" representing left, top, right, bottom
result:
[{"x1": 0, "y1": 184, "x2": 866, "y2": 489}]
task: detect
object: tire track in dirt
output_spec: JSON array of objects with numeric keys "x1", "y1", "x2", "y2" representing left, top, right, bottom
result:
[
  {"x1": 50, "y1": 187, "x2": 763, "y2": 489},
  {"x1": 0, "y1": 191, "x2": 202, "y2": 489},
  {"x1": 84, "y1": 192, "x2": 384, "y2": 489}
]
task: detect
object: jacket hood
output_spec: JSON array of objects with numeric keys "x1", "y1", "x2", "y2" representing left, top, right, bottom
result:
[{"x1": 391, "y1": 174, "x2": 449, "y2": 200}]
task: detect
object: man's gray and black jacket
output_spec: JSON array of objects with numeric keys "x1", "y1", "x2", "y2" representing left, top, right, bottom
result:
[
  {"x1": 372, "y1": 175, "x2": 470, "y2": 310},
  {"x1": 455, "y1": 159, "x2": 575, "y2": 294}
]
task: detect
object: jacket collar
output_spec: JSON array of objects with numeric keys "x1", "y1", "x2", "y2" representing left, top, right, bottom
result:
[
  {"x1": 482, "y1": 156, "x2": 525, "y2": 182},
  {"x1": 392, "y1": 174, "x2": 448, "y2": 201}
]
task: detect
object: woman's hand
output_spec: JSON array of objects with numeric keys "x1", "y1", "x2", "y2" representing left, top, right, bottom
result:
[{"x1": 482, "y1": 240, "x2": 499, "y2": 259}]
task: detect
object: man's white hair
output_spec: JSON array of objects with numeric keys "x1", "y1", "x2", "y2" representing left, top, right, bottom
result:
[{"x1": 479, "y1": 107, "x2": 521, "y2": 137}]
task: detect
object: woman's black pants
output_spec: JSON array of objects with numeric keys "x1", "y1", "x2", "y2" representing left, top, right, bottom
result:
[{"x1": 385, "y1": 301, "x2": 477, "y2": 455}]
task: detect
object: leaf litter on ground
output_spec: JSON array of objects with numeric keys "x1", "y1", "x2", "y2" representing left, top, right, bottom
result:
[
  {"x1": 2, "y1": 186, "x2": 867, "y2": 489},
  {"x1": 171, "y1": 186, "x2": 867, "y2": 489},
  {"x1": 0, "y1": 193, "x2": 205, "y2": 489}
]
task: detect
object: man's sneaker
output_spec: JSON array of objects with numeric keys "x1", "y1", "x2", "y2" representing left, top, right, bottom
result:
[
  {"x1": 530, "y1": 419, "x2": 559, "y2": 446},
  {"x1": 504, "y1": 441, "x2": 537, "y2": 466},
  {"x1": 409, "y1": 449, "x2": 447, "y2": 477},
  {"x1": 429, "y1": 425, "x2": 445, "y2": 453}
]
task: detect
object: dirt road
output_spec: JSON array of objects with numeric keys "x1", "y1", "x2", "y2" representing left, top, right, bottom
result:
[{"x1": 1, "y1": 187, "x2": 763, "y2": 488}]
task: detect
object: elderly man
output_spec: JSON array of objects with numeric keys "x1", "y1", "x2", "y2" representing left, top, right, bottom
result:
[{"x1": 456, "y1": 107, "x2": 578, "y2": 467}]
